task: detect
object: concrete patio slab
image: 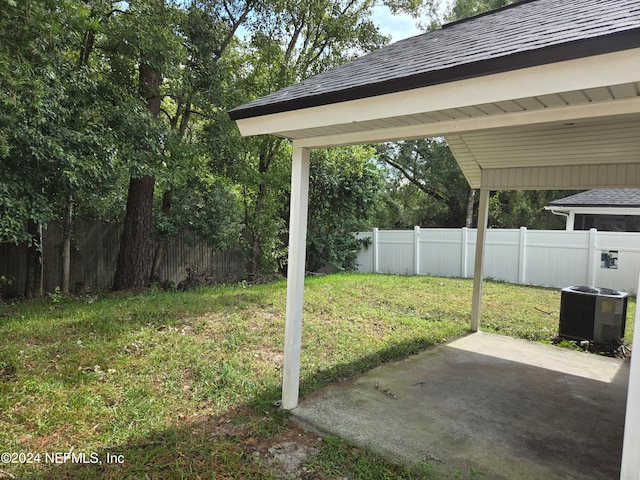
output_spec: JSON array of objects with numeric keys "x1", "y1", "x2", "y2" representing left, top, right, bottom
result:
[{"x1": 292, "y1": 332, "x2": 629, "y2": 479}]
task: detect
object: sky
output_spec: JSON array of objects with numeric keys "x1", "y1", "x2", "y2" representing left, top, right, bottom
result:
[
  {"x1": 372, "y1": 0, "x2": 455, "y2": 42},
  {"x1": 372, "y1": 5, "x2": 424, "y2": 41},
  {"x1": 231, "y1": 1, "x2": 453, "y2": 46}
]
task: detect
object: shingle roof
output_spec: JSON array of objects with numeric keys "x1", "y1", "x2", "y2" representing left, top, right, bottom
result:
[
  {"x1": 229, "y1": 0, "x2": 640, "y2": 121},
  {"x1": 550, "y1": 190, "x2": 640, "y2": 208}
]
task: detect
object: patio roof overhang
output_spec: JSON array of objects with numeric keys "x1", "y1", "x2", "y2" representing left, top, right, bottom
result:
[
  {"x1": 228, "y1": 1, "x2": 640, "y2": 476},
  {"x1": 233, "y1": 47, "x2": 640, "y2": 190}
]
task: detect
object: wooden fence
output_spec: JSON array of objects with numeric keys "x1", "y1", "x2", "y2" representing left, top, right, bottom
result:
[
  {"x1": 355, "y1": 227, "x2": 640, "y2": 294},
  {"x1": 0, "y1": 220, "x2": 245, "y2": 298}
]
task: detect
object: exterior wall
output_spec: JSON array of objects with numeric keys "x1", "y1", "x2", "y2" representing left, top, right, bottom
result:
[{"x1": 356, "y1": 227, "x2": 640, "y2": 294}]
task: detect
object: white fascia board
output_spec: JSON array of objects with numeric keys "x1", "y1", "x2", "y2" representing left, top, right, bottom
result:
[
  {"x1": 545, "y1": 206, "x2": 640, "y2": 215},
  {"x1": 234, "y1": 48, "x2": 640, "y2": 139}
]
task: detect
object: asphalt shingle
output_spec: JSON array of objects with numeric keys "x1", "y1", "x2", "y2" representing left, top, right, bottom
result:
[
  {"x1": 550, "y1": 190, "x2": 640, "y2": 208},
  {"x1": 229, "y1": 0, "x2": 640, "y2": 120}
]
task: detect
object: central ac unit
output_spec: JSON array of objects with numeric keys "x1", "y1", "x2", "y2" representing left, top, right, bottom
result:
[{"x1": 559, "y1": 286, "x2": 627, "y2": 344}]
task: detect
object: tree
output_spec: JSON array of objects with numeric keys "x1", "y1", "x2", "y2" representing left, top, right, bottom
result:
[
  {"x1": 376, "y1": 139, "x2": 473, "y2": 227},
  {"x1": 109, "y1": 0, "x2": 184, "y2": 290},
  {"x1": 446, "y1": 0, "x2": 521, "y2": 21},
  {"x1": 306, "y1": 147, "x2": 383, "y2": 272},
  {"x1": 152, "y1": 148, "x2": 244, "y2": 281},
  {"x1": 213, "y1": 0, "x2": 390, "y2": 275},
  {"x1": 0, "y1": 0, "x2": 64, "y2": 247},
  {"x1": 488, "y1": 190, "x2": 575, "y2": 229},
  {"x1": 147, "y1": 0, "x2": 264, "y2": 280},
  {"x1": 111, "y1": 0, "x2": 275, "y2": 288},
  {"x1": 0, "y1": 0, "x2": 115, "y2": 296},
  {"x1": 1, "y1": 0, "x2": 443, "y2": 293}
]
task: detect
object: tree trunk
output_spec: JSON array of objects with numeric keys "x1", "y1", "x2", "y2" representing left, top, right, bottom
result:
[
  {"x1": 24, "y1": 220, "x2": 43, "y2": 298},
  {"x1": 113, "y1": 175, "x2": 156, "y2": 290},
  {"x1": 112, "y1": 47, "x2": 162, "y2": 290},
  {"x1": 61, "y1": 192, "x2": 74, "y2": 293},
  {"x1": 466, "y1": 188, "x2": 476, "y2": 228}
]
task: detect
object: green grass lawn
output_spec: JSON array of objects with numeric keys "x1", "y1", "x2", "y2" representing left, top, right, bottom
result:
[{"x1": 0, "y1": 273, "x2": 634, "y2": 479}]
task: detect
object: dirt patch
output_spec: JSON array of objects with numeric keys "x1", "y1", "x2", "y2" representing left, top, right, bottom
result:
[
  {"x1": 199, "y1": 408, "x2": 330, "y2": 479},
  {"x1": 252, "y1": 425, "x2": 324, "y2": 479}
]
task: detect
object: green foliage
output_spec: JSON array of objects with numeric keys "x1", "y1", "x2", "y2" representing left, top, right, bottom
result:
[
  {"x1": 154, "y1": 176, "x2": 243, "y2": 249},
  {"x1": 307, "y1": 147, "x2": 384, "y2": 271},
  {"x1": 376, "y1": 140, "x2": 576, "y2": 230},
  {"x1": 446, "y1": 0, "x2": 522, "y2": 21},
  {"x1": 201, "y1": 0, "x2": 391, "y2": 275},
  {"x1": 488, "y1": 190, "x2": 578, "y2": 229},
  {"x1": 0, "y1": 0, "x2": 118, "y2": 243},
  {"x1": 0, "y1": 0, "x2": 437, "y2": 281},
  {"x1": 376, "y1": 139, "x2": 472, "y2": 228}
]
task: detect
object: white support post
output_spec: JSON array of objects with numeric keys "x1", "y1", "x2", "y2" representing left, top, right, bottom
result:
[
  {"x1": 282, "y1": 147, "x2": 311, "y2": 410},
  {"x1": 471, "y1": 189, "x2": 490, "y2": 332},
  {"x1": 414, "y1": 226, "x2": 420, "y2": 275},
  {"x1": 620, "y1": 271, "x2": 640, "y2": 479}
]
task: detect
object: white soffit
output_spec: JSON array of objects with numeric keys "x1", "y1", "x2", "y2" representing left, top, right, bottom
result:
[{"x1": 448, "y1": 113, "x2": 640, "y2": 189}]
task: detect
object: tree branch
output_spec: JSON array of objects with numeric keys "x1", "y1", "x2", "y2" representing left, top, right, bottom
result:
[{"x1": 382, "y1": 156, "x2": 445, "y2": 201}]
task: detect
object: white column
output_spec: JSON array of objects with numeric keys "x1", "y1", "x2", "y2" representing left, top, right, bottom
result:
[
  {"x1": 282, "y1": 147, "x2": 311, "y2": 410},
  {"x1": 471, "y1": 188, "x2": 490, "y2": 332},
  {"x1": 620, "y1": 272, "x2": 640, "y2": 479}
]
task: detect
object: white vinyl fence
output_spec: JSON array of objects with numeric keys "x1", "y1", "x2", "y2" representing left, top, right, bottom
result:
[{"x1": 355, "y1": 227, "x2": 640, "y2": 294}]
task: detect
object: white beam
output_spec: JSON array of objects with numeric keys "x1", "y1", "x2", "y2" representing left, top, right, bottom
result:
[
  {"x1": 282, "y1": 147, "x2": 311, "y2": 410},
  {"x1": 621, "y1": 272, "x2": 640, "y2": 479},
  {"x1": 291, "y1": 97, "x2": 640, "y2": 150},
  {"x1": 471, "y1": 188, "x2": 490, "y2": 332}
]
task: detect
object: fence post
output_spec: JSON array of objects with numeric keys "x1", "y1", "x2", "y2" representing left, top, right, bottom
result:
[
  {"x1": 414, "y1": 226, "x2": 420, "y2": 275},
  {"x1": 588, "y1": 228, "x2": 597, "y2": 286},
  {"x1": 518, "y1": 227, "x2": 527, "y2": 284},
  {"x1": 373, "y1": 228, "x2": 379, "y2": 273},
  {"x1": 461, "y1": 227, "x2": 468, "y2": 278}
]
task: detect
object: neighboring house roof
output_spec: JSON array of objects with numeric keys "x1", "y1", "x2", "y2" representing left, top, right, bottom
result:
[
  {"x1": 549, "y1": 189, "x2": 640, "y2": 208},
  {"x1": 229, "y1": 0, "x2": 640, "y2": 121}
]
